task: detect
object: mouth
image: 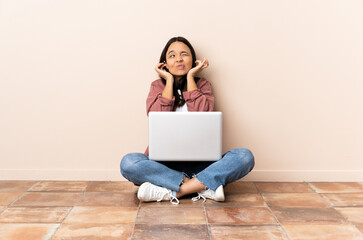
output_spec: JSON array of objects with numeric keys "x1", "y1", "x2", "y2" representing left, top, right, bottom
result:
[{"x1": 176, "y1": 65, "x2": 185, "y2": 69}]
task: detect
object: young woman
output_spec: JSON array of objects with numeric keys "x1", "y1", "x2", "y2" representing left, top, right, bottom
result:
[{"x1": 120, "y1": 36, "x2": 254, "y2": 205}]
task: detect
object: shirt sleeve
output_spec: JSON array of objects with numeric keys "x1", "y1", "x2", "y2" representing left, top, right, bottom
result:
[
  {"x1": 146, "y1": 80, "x2": 175, "y2": 116},
  {"x1": 183, "y1": 78, "x2": 214, "y2": 111}
]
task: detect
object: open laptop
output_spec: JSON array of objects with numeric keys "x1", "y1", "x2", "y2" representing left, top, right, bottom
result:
[{"x1": 148, "y1": 112, "x2": 222, "y2": 161}]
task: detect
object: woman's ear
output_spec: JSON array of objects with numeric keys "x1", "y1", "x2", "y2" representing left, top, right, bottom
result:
[{"x1": 163, "y1": 62, "x2": 169, "y2": 71}]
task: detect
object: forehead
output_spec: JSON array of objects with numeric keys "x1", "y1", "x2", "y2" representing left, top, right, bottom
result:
[{"x1": 167, "y1": 41, "x2": 191, "y2": 53}]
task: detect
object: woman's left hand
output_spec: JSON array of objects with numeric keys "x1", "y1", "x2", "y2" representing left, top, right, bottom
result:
[{"x1": 187, "y1": 58, "x2": 209, "y2": 78}]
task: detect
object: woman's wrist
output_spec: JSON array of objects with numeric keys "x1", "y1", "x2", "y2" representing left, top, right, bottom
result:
[
  {"x1": 165, "y1": 76, "x2": 174, "y2": 83},
  {"x1": 187, "y1": 73, "x2": 195, "y2": 82},
  {"x1": 162, "y1": 80, "x2": 174, "y2": 100},
  {"x1": 187, "y1": 75, "x2": 197, "y2": 91}
]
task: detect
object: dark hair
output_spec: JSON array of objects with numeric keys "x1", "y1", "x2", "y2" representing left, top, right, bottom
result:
[{"x1": 159, "y1": 36, "x2": 200, "y2": 108}]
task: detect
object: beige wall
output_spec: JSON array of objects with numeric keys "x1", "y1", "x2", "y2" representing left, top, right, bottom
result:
[{"x1": 0, "y1": 0, "x2": 362, "y2": 181}]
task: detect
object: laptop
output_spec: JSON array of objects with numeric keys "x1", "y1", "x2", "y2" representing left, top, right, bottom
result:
[{"x1": 148, "y1": 112, "x2": 222, "y2": 161}]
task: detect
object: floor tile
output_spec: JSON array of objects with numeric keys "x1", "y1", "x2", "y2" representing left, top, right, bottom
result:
[
  {"x1": 77, "y1": 192, "x2": 139, "y2": 207},
  {"x1": 136, "y1": 207, "x2": 206, "y2": 224},
  {"x1": 206, "y1": 207, "x2": 277, "y2": 225},
  {"x1": 282, "y1": 224, "x2": 363, "y2": 240},
  {"x1": 52, "y1": 223, "x2": 133, "y2": 240},
  {"x1": 205, "y1": 193, "x2": 266, "y2": 207},
  {"x1": 1, "y1": 180, "x2": 362, "y2": 239},
  {"x1": 0, "y1": 192, "x2": 24, "y2": 206},
  {"x1": 11, "y1": 192, "x2": 82, "y2": 207},
  {"x1": 309, "y1": 182, "x2": 363, "y2": 193},
  {"x1": 133, "y1": 224, "x2": 209, "y2": 239},
  {"x1": 64, "y1": 206, "x2": 138, "y2": 224},
  {"x1": 335, "y1": 207, "x2": 363, "y2": 225},
  {"x1": 0, "y1": 223, "x2": 59, "y2": 240},
  {"x1": 29, "y1": 181, "x2": 89, "y2": 192},
  {"x1": 255, "y1": 182, "x2": 314, "y2": 193},
  {"x1": 86, "y1": 181, "x2": 138, "y2": 193},
  {"x1": 140, "y1": 198, "x2": 203, "y2": 207},
  {"x1": 0, "y1": 207, "x2": 6, "y2": 214},
  {"x1": 262, "y1": 193, "x2": 330, "y2": 208},
  {"x1": 0, "y1": 207, "x2": 70, "y2": 223},
  {"x1": 210, "y1": 225, "x2": 289, "y2": 240},
  {"x1": 224, "y1": 182, "x2": 258, "y2": 193},
  {"x1": 0, "y1": 181, "x2": 36, "y2": 192},
  {"x1": 271, "y1": 207, "x2": 347, "y2": 224},
  {"x1": 321, "y1": 193, "x2": 363, "y2": 207}
]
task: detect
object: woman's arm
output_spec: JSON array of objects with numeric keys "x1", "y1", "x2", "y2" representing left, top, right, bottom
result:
[
  {"x1": 183, "y1": 58, "x2": 213, "y2": 111},
  {"x1": 146, "y1": 80, "x2": 175, "y2": 116},
  {"x1": 146, "y1": 63, "x2": 175, "y2": 115},
  {"x1": 162, "y1": 78, "x2": 174, "y2": 100},
  {"x1": 186, "y1": 58, "x2": 209, "y2": 92},
  {"x1": 155, "y1": 62, "x2": 175, "y2": 100},
  {"x1": 183, "y1": 78, "x2": 214, "y2": 111}
]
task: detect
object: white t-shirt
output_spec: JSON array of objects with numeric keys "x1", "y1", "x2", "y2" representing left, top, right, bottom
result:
[
  {"x1": 175, "y1": 89, "x2": 188, "y2": 112},
  {"x1": 175, "y1": 103, "x2": 188, "y2": 112}
]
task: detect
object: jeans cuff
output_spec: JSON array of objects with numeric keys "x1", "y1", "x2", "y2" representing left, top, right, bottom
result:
[
  {"x1": 174, "y1": 172, "x2": 185, "y2": 192},
  {"x1": 195, "y1": 174, "x2": 220, "y2": 191}
]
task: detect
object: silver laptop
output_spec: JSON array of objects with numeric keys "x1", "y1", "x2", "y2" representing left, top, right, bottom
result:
[{"x1": 148, "y1": 112, "x2": 222, "y2": 161}]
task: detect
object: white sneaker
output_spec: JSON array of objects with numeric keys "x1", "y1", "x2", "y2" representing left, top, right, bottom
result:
[
  {"x1": 137, "y1": 182, "x2": 179, "y2": 205},
  {"x1": 192, "y1": 185, "x2": 225, "y2": 203}
]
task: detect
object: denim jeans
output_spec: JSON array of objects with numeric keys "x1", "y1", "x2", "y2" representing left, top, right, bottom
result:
[{"x1": 120, "y1": 148, "x2": 255, "y2": 191}]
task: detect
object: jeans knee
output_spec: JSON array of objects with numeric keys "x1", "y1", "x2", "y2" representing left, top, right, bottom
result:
[
  {"x1": 234, "y1": 148, "x2": 255, "y2": 171},
  {"x1": 120, "y1": 152, "x2": 145, "y2": 178}
]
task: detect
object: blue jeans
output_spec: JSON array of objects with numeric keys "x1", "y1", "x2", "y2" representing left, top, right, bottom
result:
[{"x1": 120, "y1": 148, "x2": 254, "y2": 191}]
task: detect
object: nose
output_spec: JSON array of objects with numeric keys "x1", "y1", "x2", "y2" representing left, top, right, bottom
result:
[{"x1": 176, "y1": 55, "x2": 183, "y2": 62}]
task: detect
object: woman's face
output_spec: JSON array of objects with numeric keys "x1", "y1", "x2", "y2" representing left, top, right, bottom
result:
[{"x1": 165, "y1": 41, "x2": 193, "y2": 79}]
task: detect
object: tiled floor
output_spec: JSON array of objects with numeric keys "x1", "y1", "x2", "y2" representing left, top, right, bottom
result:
[{"x1": 0, "y1": 181, "x2": 362, "y2": 240}]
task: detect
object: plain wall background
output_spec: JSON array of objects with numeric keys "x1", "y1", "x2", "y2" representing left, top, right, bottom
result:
[{"x1": 1, "y1": 0, "x2": 362, "y2": 181}]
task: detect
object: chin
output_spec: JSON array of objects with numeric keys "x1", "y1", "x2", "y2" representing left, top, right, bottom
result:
[{"x1": 172, "y1": 70, "x2": 188, "y2": 76}]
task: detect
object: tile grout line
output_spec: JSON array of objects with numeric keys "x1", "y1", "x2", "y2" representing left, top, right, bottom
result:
[
  {"x1": 0, "y1": 207, "x2": 5, "y2": 215},
  {"x1": 0, "y1": 181, "x2": 40, "y2": 224},
  {"x1": 333, "y1": 208, "x2": 363, "y2": 235},
  {"x1": 202, "y1": 200, "x2": 212, "y2": 240},
  {"x1": 306, "y1": 181, "x2": 323, "y2": 194},
  {"x1": 0, "y1": 180, "x2": 84, "y2": 238},
  {"x1": 129, "y1": 198, "x2": 141, "y2": 240},
  {"x1": 207, "y1": 223, "x2": 289, "y2": 226},
  {"x1": 254, "y1": 182, "x2": 293, "y2": 240},
  {"x1": 48, "y1": 180, "x2": 92, "y2": 239},
  {"x1": 331, "y1": 204, "x2": 363, "y2": 233},
  {"x1": 6, "y1": 181, "x2": 40, "y2": 208},
  {"x1": 2, "y1": 181, "x2": 362, "y2": 238},
  {"x1": 83, "y1": 180, "x2": 93, "y2": 192},
  {"x1": 306, "y1": 181, "x2": 363, "y2": 232}
]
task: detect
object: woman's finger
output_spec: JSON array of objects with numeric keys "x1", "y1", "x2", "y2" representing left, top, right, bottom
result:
[
  {"x1": 155, "y1": 63, "x2": 162, "y2": 69},
  {"x1": 200, "y1": 59, "x2": 208, "y2": 69},
  {"x1": 156, "y1": 62, "x2": 166, "y2": 71}
]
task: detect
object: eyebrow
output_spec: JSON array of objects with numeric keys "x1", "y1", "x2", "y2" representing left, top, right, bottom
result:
[{"x1": 167, "y1": 50, "x2": 189, "y2": 55}]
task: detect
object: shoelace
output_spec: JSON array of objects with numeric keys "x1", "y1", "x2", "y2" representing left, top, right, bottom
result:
[
  {"x1": 154, "y1": 188, "x2": 169, "y2": 200},
  {"x1": 170, "y1": 195, "x2": 180, "y2": 205},
  {"x1": 155, "y1": 189, "x2": 180, "y2": 205},
  {"x1": 192, "y1": 186, "x2": 211, "y2": 203},
  {"x1": 192, "y1": 193, "x2": 206, "y2": 203}
]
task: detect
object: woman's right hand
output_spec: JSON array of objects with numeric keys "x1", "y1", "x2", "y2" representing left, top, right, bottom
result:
[{"x1": 155, "y1": 62, "x2": 173, "y2": 82}]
